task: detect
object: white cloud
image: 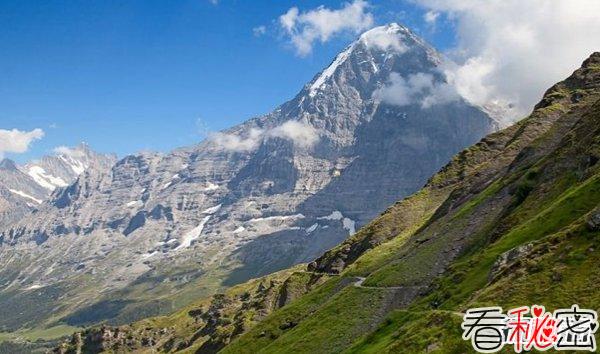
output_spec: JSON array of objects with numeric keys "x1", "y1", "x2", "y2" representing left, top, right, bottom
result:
[
  {"x1": 0, "y1": 128, "x2": 45, "y2": 158},
  {"x1": 423, "y1": 11, "x2": 440, "y2": 25},
  {"x1": 374, "y1": 72, "x2": 459, "y2": 108},
  {"x1": 268, "y1": 121, "x2": 319, "y2": 148},
  {"x1": 253, "y1": 25, "x2": 267, "y2": 37},
  {"x1": 413, "y1": 0, "x2": 600, "y2": 122},
  {"x1": 360, "y1": 26, "x2": 408, "y2": 52},
  {"x1": 195, "y1": 117, "x2": 211, "y2": 139},
  {"x1": 53, "y1": 146, "x2": 85, "y2": 158},
  {"x1": 210, "y1": 128, "x2": 264, "y2": 152},
  {"x1": 210, "y1": 121, "x2": 319, "y2": 152},
  {"x1": 279, "y1": 0, "x2": 374, "y2": 56},
  {"x1": 373, "y1": 73, "x2": 414, "y2": 106}
]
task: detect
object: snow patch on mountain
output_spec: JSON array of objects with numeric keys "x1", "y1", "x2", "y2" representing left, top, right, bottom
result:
[
  {"x1": 248, "y1": 214, "x2": 305, "y2": 223},
  {"x1": 204, "y1": 182, "x2": 219, "y2": 191},
  {"x1": 202, "y1": 204, "x2": 222, "y2": 215},
  {"x1": 8, "y1": 189, "x2": 42, "y2": 204},
  {"x1": 342, "y1": 217, "x2": 356, "y2": 235},
  {"x1": 176, "y1": 216, "x2": 212, "y2": 250},
  {"x1": 126, "y1": 200, "x2": 142, "y2": 208},
  {"x1": 309, "y1": 44, "x2": 355, "y2": 97},
  {"x1": 27, "y1": 166, "x2": 69, "y2": 191},
  {"x1": 319, "y1": 210, "x2": 356, "y2": 235},
  {"x1": 306, "y1": 223, "x2": 319, "y2": 234},
  {"x1": 318, "y1": 211, "x2": 343, "y2": 221},
  {"x1": 58, "y1": 155, "x2": 86, "y2": 175}
]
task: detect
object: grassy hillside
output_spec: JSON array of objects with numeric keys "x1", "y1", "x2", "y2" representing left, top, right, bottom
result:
[{"x1": 54, "y1": 53, "x2": 600, "y2": 353}]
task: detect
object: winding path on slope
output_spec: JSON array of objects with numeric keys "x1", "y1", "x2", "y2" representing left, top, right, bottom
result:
[
  {"x1": 304, "y1": 272, "x2": 466, "y2": 319},
  {"x1": 351, "y1": 276, "x2": 425, "y2": 291}
]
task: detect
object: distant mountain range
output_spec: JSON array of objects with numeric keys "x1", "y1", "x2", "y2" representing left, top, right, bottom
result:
[
  {"x1": 0, "y1": 23, "x2": 497, "y2": 337},
  {"x1": 0, "y1": 144, "x2": 115, "y2": 228}
]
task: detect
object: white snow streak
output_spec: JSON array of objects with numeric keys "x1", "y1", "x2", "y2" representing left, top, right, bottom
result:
[
  {"x1": 309, "y1": 44, "x2": 354, "y2": 97},
  {"x1": 27, "y1": 166, "x2": 68, "y2": 191},
  {"x1": 204, "y1": 182, "x2": 219, "y2": 191},
  {"x1": 8, "y1": 189, "x2": 42, "y2": 204},
  {"x1": 58, "y1": 155, "x2": 86, "y2": 175},
  {"x1": 306, "y1": 223, "x2": 319, "y2": 233},
  {"x1": 318, "y1": 210, "x2": 343, "y2": 221},
  {"x1": 342, "y1": 217, "x2": 356, "y2": 235},
  {"x1": 202, "y1": 204, "x2": 222, "y2": 214},
  {"x1": 176, "y1": 216, "x2": 212, "y2": 250},
  {"x1": 248, "y1": 214, "x2": 305, "y2": 223},
  {"x1": 126, "y1": 200, "x2": 142, "y2": 208},
  {"x1": 319, "y1": 210, "x2": 356, "y2": 235}
]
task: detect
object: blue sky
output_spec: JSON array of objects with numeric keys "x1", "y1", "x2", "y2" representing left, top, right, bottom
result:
[{"x1": 1, "y1": 0, "x2": 457, "y2": 163}]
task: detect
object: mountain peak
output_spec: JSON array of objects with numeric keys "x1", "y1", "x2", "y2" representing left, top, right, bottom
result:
[
  {"x1": 359, "y1": 22, "x2": 407, "y2": 40},
  {"x1": 304, "y1": 23, "x2": 439, "y2": 100},
  {"x1": 357, "y1": 22, "x2": 425, "y2": 52},
  {"x1": 0, "y1": 158, "x2": 18, "y2": 171},
  {"x1": 582, "y1": 51, "x2": 600, "y2": 69}
]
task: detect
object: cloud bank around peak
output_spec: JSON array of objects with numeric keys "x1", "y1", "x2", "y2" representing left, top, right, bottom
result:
[
  {"x1": 360, "y1": 26, "x2": 408, "y2": 53},
  {"x1": 210, "y1": 121, "x2": 319, "y2": 152},
  {"x1": 53, "y1": 146, "x2": 86, "y2": 158},
  {"x1": 412, "y1": 0, "x2": 600, "y2": 122},
  {"x1": 279, "y1": 0, "x2": 374, "y2": 56},
  {"x1": 374, "y1": 72, "x2": 460, "y2": 109},
  {"x1": 0, "y1": 128, "x2": 45, "y2": 159}
]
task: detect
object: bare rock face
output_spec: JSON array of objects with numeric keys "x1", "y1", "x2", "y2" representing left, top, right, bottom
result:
[
  {"x1": 0, "y1": 24, "x2": 497, "y2": 330},
  {"x1": 489, "y1": 243, "x2": 534, "y2": 282},
  {"x1": 586, "y1": 206, "x2": 600, "y2": 231}
]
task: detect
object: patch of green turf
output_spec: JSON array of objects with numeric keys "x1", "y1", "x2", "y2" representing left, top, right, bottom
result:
[
  {"x1": 257, "y1": 287, "x2": 391, "y2": 354},
  {"x1": 344, "y1": 310, "x2": 469, "y2": 354}
]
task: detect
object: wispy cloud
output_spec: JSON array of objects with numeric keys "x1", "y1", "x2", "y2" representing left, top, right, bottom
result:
[
  {"x1": 374, "y1": 72, "x2": 459, "y2": 109},
  {"x1": 210, "y1": 128, "x2": 264, "y2": 152},
  {"x1": 0, "y1": 128, "x2": 45, "y2": 159},
  {"x1": 253, "y1": 25, "x2": 267, "y2": 37},
  {"x1": 423, "y1": 11, "x2": 439, "y2": 26},
  {"x1": 279, "y1": 0, "x2": 374, "y2": 56},
  {"x1": 268, "y1": 121, "x2": 319, "y2": 148},
  {"x1": 210, "y1": 121, "x2": 319, "y2": 152},
  {"x1": 360, "y1": 25, "x2": 408, "y2": 52},
  {"x1": 53, "y1": 146, "x2": 85, "y2": 158}
]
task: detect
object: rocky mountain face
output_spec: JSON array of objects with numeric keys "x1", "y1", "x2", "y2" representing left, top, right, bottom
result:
[
  {"x1": 0, "y1": 144, "x2": 116, "y2": 228},
  {"x1": 56, "y1": 52, "x2": 600, "y2": 354},
  {"x1": 0, "y1": 24, "x2": 496, "y2": 332}
]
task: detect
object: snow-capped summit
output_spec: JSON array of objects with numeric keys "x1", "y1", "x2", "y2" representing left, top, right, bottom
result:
[
  {"x1": 304, "y1": 23, "x2": 440, "y2": 101},
  {"x1": 24, "y1": 143, "x2": 115, "y2": 191}
]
